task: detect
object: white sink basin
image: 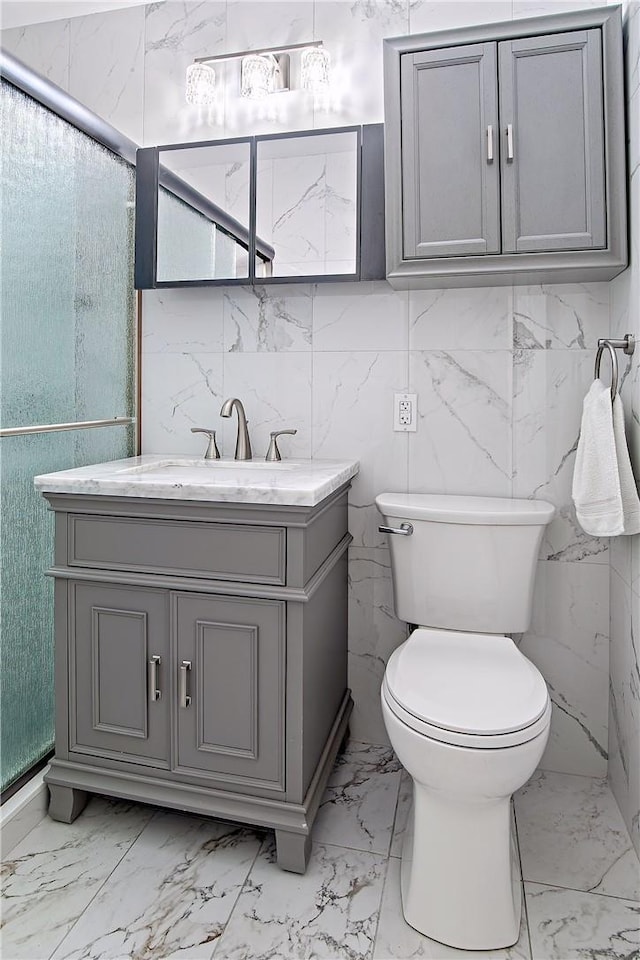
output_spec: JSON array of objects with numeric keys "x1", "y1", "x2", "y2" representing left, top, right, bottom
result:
[{"x1": 116, "y1": 458, "x2": 297, "y2": 480}]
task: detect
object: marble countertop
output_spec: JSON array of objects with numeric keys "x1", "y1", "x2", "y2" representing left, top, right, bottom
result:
[{"x1": 34, "y1": 455, "x2": 360, "y2": 507}]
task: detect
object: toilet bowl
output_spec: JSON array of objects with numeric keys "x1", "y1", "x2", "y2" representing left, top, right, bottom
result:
[{"x1": 376, "y1": 493, "x2": 555, "y2": 950}]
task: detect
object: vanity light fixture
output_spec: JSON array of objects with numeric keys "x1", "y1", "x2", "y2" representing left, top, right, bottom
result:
[{"x1": 187, "y1": 40, "x2": 328, "y2": 103}]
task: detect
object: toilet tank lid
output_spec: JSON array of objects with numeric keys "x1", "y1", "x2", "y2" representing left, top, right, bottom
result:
[{"x1": 375, "y1": 493, "x2": 555, "y2": 525}]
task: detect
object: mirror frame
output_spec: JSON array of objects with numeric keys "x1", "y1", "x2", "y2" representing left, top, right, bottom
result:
[{"x1": 134, "y1": 124, "x2": 385, "y2": 289}]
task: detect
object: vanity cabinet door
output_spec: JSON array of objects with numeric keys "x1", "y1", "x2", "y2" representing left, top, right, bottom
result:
[
  {"x1": 499, "y1": 29, "x2": 605, "y2": 253},
  {"x1": 400, "y1": 42, "x2": 500, "y2": 259},
  {"x1": 70, "y1": 582, "x2": 170, "y2": 766},
  {"x1": 174, "y1": 593, "x2": 286, "y2": 791}
]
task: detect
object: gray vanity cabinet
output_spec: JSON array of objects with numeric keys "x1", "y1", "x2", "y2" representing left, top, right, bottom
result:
[
  {"x1": 43, "y1": 489, "x2": 353, "y2": 873},
  {"x1": 385, "y1": 5, "x2": 626, "y2": 287}
]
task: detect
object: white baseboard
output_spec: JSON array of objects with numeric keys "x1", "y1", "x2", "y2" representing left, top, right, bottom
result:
[{"x1": 1, "y1": 767, "x2": 50, "y2": 858}]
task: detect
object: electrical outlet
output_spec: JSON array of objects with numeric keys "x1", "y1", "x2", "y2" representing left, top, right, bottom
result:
[{"x1": 394, "y1": 393, "x2": 417, "y2": 432}]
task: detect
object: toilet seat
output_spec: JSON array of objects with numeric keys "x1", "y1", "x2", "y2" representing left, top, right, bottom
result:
[{"x1": 383, "y1": 628, "x2": 551, "y2": 749}]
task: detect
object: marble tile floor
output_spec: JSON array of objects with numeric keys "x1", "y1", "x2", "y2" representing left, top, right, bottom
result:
[{"x1": 2, "y1": 742, "x2": 639, "y2": 960}]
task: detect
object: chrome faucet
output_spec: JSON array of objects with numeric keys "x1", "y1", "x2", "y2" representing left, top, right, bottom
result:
[{"x1": 220, "y1": 398, "x2": 252, "y2": 460}]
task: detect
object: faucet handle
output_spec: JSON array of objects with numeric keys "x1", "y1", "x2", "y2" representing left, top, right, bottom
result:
[
  {"x1": 265, "y1": 429, "x2": 297, "y2": 462},
  {"x1": 190, "y1": 427, "x2": 220, "y2": 460}
]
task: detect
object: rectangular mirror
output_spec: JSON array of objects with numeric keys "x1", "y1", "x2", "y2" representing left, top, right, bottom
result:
[
  {"x1": 134, "y1": 125, "x2": 384, "y2": 289},
  {"x1": 255, "y1": 128, "x2": 360, "y2": 280},
  {"x1": 156, "y1": 140, "x2": 254, "y2": 283}
]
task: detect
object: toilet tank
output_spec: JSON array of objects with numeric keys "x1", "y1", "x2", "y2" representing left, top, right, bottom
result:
[{"x1": 376, "y1": 493, "x2": 555, "y2": 634}]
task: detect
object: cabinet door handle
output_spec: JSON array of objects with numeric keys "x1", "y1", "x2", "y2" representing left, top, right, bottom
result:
[
  {"x1": 506, "y1": 123, "x2": 514, "y2": 162},
  {"x1": 148, "y1": 655, "x2": 162, "y2": 702},
  {"x1": 179, "y1": 660, "x2": 192, "y2": 708},
  {"x1": 487, "y1": 124, "x2": 494, "y2": 163}
]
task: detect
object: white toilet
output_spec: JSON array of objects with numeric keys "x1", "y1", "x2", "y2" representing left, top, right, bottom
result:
[{"x1": 376, "y1": 492, "x2": 555, "y2": 951}]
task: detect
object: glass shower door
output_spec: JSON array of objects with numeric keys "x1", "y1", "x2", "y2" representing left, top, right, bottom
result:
[{"x1": 0, "y1": 80, "x2": 137, "y2": 793}]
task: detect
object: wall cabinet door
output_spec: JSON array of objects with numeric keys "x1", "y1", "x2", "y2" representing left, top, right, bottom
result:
[
  {"x1": 174, "y1": 593, "x2": 285, "y2": 790},
  {"x1": 400, "y1": 42, "x2": 500, "y2": 259},
  {"x1": 70, "y1": 582, "x2": 170, "y2": 766},
  {"x1": 499, "y1": 29, "x2": 605, "y2": 253}
]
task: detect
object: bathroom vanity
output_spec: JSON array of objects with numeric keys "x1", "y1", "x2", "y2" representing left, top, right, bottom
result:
[{"x1": 35, "y1": 456, "x2": 358, "y2": 873}]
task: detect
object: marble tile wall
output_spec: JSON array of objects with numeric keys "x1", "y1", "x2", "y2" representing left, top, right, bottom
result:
[
  {"x1": 1, "y1": 1, "x2": 632, "y2": 784},
  {"x1": 2, "y1": 5, "x2": 146, "y2": 144},
  {"x1": 608, "y1": 0, "x2": 640, "y2": 858}
]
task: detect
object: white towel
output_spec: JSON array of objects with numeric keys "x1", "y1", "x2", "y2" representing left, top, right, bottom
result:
[
  {"x1": 572, "y1": 379, "x2": 624, "y2": 536},
  {"x1": 612, "y1": 394, "x2": 640, "y2": 535}
]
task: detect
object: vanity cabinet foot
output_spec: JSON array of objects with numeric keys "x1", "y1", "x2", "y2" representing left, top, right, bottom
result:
[
  {"x1": 275, "y1": 830, "x2": 312, "y2": 874},
  {"x1": 47, "y1": 784, "x2": 88, "y2": 823}
]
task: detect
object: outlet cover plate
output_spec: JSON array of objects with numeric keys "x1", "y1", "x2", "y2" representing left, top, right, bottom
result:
[{"x1": 394, "y1": 393, "x2": 417, "y2": 432}]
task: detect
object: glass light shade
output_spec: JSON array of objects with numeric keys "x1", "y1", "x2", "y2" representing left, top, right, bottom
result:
[
  {"x1": 185, "y1": 62, "x2": 217, "y2": 106},
  {"x1": 241, "y1": 54, "x2": 276, "y2": 99},
  {"x1": 301, "y1": 47, "x2": 331, "y2": 92}
]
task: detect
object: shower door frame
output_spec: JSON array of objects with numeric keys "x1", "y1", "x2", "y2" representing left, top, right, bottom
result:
[{"x1": 0, "y1": 49, "x2": 141, "y2": 797}]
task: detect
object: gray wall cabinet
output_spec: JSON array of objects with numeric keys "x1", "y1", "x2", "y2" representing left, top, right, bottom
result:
[
  {"x1": 384, "y1": 5, "x2": 627, "y2": 288},
  {"x1": 42, "y1": 489, "x2": 353, "y2": 874}
]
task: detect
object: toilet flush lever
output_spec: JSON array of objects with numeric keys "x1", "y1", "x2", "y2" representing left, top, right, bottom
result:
[{"x1": 378, "y1": 523, "x2": 413, "y2": 536}]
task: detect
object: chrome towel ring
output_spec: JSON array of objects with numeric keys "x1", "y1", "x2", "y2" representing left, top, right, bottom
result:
[
  {"x1": 595, "y1": 340, "x2": 619, "y2": 401},
  {"x1": 594, "y1": 335, "x2": 636, "y2": 401}
]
